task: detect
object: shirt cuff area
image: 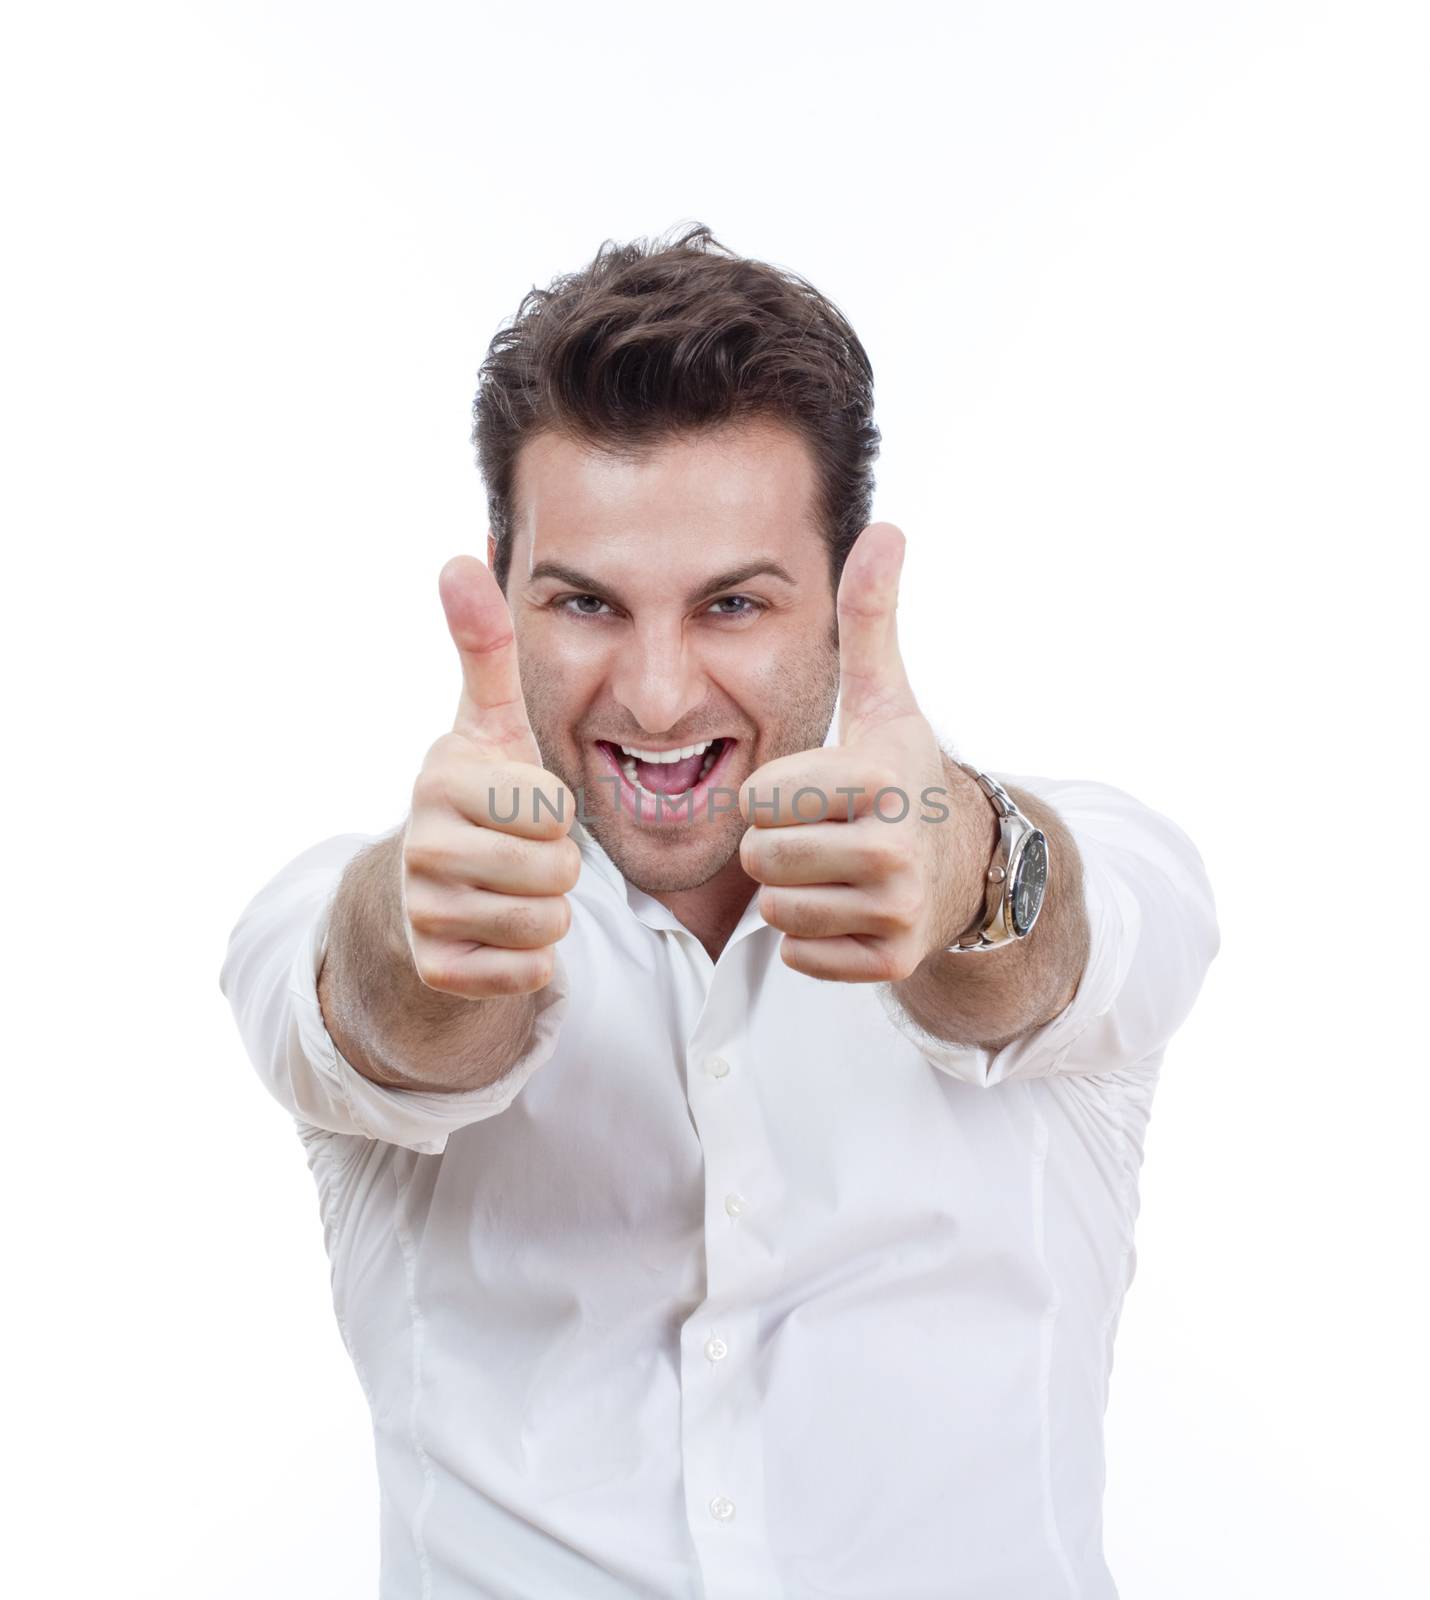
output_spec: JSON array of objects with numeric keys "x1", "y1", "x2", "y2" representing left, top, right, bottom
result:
[
  {"x1": 288, "y1": 890, "x2": 571, "y2": 1155},
  {"x1": 877, "y1": 816, "x2": 1143, "y2": 1087}
]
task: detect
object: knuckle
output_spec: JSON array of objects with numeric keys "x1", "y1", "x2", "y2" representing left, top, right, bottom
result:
[
  {"x1": 414, "y1": 953, "x2": 469, "y2": 996},
  {"x1": 481, "y1": 949, "x2": 553, "y2": 996},
  {"x1": 739, "y1": 830, "x2": 763, "y2": 876},
  {"x1": 405, "y1": 897, "x2": 446, "y2": 938},
  {"x1": 486, "y1": 828, "x2": 530, "y2": 876},
  {"x1": 885, "y1": 943, "x2": 920, "y2": 982},
  {"x1": 413, "y1": 735, "x2": 468, "y2": 804},
  {"x1": 427, "y1": 731, "x2": 467, "y2": 763},
  {"x1": 403, "y1": 838, "x2": 451, "y2": 882},
  {"x1": 881, "y1": 883, "x2": 922, "y2": 930},
  {"x1": 553, "y1": 839, "x2": 582, "y2": 892},
  {"x1": 410, "y1": 763, "x2": 446, "y2": 811},
  {"x1": 542, "y1": 895, "x2": 573, "y2": 942},
  {"x1": 867, "y1": 944, "x2": 904, "y2": 982},
  {"x1": 491, "y1": 827, "x2": 523, "y2": 864},
  {"x1": 475, "y1": 959, "x2": 526, "y2": 996},
  {"x1": 779, "y1": 937, "x2": 820, "y2": 979},
  {"x1": 863, "y1": 832, "x2": 901, "y2": 872},
  {"x1": 465, "y1": 830, "x2": 516, "y2": 885},
  {"x1": 863, "y1": 940, "x2": 895, "y2": 979},
  {"x1": 480, "y1": 761, "x2": 522, "y2": 797},
  {"x1": 529, "y1": 782, "x2": 575, "y2": 838},
  {"x1": 868, "y1": 767, "x2": 902, "y2": 804},
  {"x1": 488, "y1": 899, "x2": 543, "y2": 948},
  {"x1": 766, "y1": 835, "x2": 803, "y2": 876}
]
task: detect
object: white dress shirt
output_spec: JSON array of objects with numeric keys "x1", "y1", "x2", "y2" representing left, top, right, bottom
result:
[{"x1": 219, "y1": 768, "x2": 1219, "y2": 1600}]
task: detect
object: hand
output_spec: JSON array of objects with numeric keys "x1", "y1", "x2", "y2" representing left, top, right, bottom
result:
[
  {"x1": 737, "y1": 523, "x2": 979, "y2": 982},
  {"x1": 401, "y1": 555, "x2": 580, "y2": 998}
]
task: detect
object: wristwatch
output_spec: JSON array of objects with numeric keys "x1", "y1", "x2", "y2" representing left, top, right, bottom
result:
[{"x1": 944, "y1": 762, "x2": 1051, "y2": 953}]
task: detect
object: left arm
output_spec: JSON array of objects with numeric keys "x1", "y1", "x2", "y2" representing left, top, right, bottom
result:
[
  {"x1": 887, "y1": 755, "x2": 1091, "y2": 1053},
  {"x1": 740, "y1": 523, "x2": 1220, "y2": 1083}
]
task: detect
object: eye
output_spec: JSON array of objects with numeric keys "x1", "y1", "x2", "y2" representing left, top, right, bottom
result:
[
  {"x1": 706, "y1": 595, "x2": 764, "y2": 619},
  {"x1": 556, "y1": 593, "x2": 613, "y2": 617}
]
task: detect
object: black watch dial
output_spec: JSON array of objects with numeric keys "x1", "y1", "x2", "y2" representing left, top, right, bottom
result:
[{"x1": 1010, "y1": 831, "x2": 1050, "y2": 937}]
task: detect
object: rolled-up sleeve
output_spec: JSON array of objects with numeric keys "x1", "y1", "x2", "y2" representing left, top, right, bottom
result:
[
  {"x1": 219, "y1": 833, "x2": 570, "y2": 1154},
  {"x1": 879, "y1": 774, "x2": 1221, "y2": 1085}
]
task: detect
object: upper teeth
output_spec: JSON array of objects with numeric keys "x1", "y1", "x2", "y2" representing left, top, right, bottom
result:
[{"x1": 617, "y1": 739, "x2": 718, "y2": 764}]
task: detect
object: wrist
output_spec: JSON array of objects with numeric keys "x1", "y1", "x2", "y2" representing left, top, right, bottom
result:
[{"x1": 937, "y1": 755, "x2": 1000, "y2": 950}]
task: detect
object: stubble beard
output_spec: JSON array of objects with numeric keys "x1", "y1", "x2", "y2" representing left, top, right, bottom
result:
[{"x1": 522, "y1": 647, "x2": 841, "y2": 896}]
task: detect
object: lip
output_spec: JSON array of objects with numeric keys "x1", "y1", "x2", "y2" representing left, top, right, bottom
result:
[{"x1": 592, "y1": 738, "x2": 741, "y2": 828}]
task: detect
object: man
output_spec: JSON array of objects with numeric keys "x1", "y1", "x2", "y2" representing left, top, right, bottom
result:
[{"x1": 220, "y1": 223, "x2": 1220, "y2": 1599}]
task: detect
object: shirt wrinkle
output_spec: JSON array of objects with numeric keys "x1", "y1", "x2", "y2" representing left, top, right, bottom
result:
[{"x1": 219, "y1": 771, "x2": 1220, "y2": 1600}]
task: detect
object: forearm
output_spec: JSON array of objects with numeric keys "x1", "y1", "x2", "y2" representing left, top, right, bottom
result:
[
  {"x1": 317, "y1": 830, "x2": 542, "y2": 1093},
  {"x1": 889, "y1": 762, "x2": 1091, "y2": 1053}
]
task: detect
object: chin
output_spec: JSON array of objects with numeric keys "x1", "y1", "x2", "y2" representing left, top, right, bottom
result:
[{"x1": 596, "y1": 816, "x2": 745, "y2": 895}]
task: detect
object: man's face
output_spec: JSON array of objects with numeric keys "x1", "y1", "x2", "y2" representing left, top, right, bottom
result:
[{"x1": 493, "y1": 419, "x2": 841, "y2": 894}]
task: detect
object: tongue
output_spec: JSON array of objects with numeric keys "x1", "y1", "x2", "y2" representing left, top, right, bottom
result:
[{"x1": 636, "y1": 748, "x2": 708, "y2": 793}]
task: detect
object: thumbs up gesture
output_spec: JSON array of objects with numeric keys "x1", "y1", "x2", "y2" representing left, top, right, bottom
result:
[
  {"x1": 401, "y1": 555, "x2": 581, "y2": 999},
  {"x1": 738, "y1": 524, "x2": 977, "y2": 983}
]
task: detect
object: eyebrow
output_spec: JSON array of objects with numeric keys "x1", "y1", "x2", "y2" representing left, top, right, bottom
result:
[{"x1": 526, "y1": 557, "x2": 798, "y2": 606}]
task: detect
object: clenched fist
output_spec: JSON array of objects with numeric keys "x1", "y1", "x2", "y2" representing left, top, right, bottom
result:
[
  {"x1": 400, "y1": 555, "x2": 581, "y2": 999},
  {"x1": 738, "y1": 523, "x2": 983, "y2": 983}
]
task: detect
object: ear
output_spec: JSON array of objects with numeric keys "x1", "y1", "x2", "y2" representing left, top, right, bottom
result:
[{"x1": 486, "y1": 529, "x2": 497, "y2": 570}]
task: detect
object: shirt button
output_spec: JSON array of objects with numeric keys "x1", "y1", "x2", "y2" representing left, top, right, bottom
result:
[
  {"x1": 708, "y1": 1494, "x2": 736, "y2": 1522},
  {"x1": 705, "y1": 1054, "x2": 731, "y2": 1078},
  {"x1": 704, "y1": 1335, "x2": 728, "y2": 1362},
  {"x1": 724, "y1": 1192, "x2": 746, "y2": 1218}
]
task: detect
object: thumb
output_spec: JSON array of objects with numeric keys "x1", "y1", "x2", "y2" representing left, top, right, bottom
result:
[
  {"x1": 836, "y1": 522, "x2": 919, "y2": 743},
  {"x1": 439, "y1": 554, "x2": 543, "y2": 765}
]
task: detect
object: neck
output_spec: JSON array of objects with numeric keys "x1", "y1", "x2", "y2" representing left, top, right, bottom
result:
[{"x1": 647, "y1": 850, "x2": 758, "y2": 964}]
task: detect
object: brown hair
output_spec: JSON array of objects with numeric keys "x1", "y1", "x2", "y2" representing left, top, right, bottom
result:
[{"x1": 472, "y1": 222, "x2": 880, "y2": 592}]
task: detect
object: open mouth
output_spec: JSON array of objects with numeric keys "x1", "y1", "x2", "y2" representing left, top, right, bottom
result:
[{"x1": 593, "y1": 737, "x2": 739, "y2": 825}]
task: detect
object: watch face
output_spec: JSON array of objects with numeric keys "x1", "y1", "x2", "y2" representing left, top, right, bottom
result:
[{"x1": 1011, "y1": 831, "x2": 1050, "y2": 937}]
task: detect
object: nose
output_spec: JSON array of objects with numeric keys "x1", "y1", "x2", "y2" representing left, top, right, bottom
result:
[{"x1": 608, "y1": 616, "x2": 707, "y2": 737}]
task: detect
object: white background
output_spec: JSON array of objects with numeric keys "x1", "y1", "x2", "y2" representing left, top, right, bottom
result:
[{"x1": 4, "y1": 1, "x2": 1426, "y2": 1594}]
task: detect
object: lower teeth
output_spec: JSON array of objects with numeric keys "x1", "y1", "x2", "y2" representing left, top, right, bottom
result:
[{"x1": 617, "y1": 741, "x2": 721, "y2": 800}]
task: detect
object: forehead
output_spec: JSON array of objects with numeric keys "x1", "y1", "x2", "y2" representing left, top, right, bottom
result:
[{"x1": 507, "y1": 419, "x2": 826, "y2": 584}]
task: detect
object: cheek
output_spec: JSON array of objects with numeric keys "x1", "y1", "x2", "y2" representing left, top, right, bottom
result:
[
  {"x1": 699, "y1": 639, "x2": 780, "y2": 710},
  {"x1": 536, "y1": 623, "x2": 611, "y2": 667},
  {"x1": 733, "y1": 626, "x2": 835, "y2": 697},
  {"x1": 738, "y1": 655, "x2": 787, "y2": 704},
  {"x1": 524, "y1": 621, "x2": 619, "y2": 694},
  {"x1": 517, "y1": 628, "x2": 609, "y2": 728},
  {"x1": 707, "y1": 635, "x2": 835, "y2": 744}
]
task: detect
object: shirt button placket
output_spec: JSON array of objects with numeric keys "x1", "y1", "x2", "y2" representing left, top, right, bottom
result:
[{"x1": 682, "y1": 1016, "x2": 782, "y2": 1589}]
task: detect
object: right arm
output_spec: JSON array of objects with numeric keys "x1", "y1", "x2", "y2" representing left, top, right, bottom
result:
[
  {"x1": 317, "y1": 815, "x2": 565, "y2": 1095},
  {"x1": 219, "y1": 552, "x2": 580, "y2": 1150}
]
